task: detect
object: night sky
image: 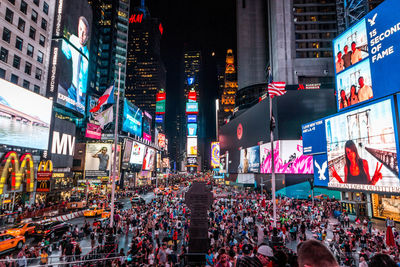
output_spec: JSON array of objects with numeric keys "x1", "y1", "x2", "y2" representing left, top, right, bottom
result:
[{"x1": 132, "y1": 0, "x2": 237, "y2": 158}]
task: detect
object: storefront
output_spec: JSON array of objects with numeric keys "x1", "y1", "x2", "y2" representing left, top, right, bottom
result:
[
  {"x1": 372, "y1": 194, "x2": 400, "y2": 222},
  {"x1": 340, "y1": 191, "x2": 369, "y2": 218}
]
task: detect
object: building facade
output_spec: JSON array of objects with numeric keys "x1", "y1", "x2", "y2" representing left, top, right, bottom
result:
[{"x1": 0, "y1": 0, "x2": 55, "y2": 96}]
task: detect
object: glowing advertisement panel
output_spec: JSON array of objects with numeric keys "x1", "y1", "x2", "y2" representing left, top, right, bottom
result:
[
  {"x1": 0, "y1": 79, "x2": 52, "y2": 150},
  {"x1": 211, "y1": 142, "x2": 220, "y2": 168},
  {"x1": 187, "y1": 123, "x2": 197, "y2": 136},
  {"x1": 238, "y1": 145, "x2": 260, "y2": 173},
  {"x1": 333, "y1": 0, "x2": 400, "y2": 111},
  {"x1": 155, "y1": 115, "x2": 163, "y2": 123},
  {"x1": 219, "y1": 153, "x2": 229, "y2": 174},
  {"x1": 186, "y1": 102, "x2": 199, "y2": 114},
  {"x1": 143, "y1": 111, "x2": 152, "y2": 142},
  {"x1": 158, "y1": 133, "x2": 166, "y2": 148},
  {"x1": 122, "y1": 99, "x2": 142, "y2": 137},
  {"x1": 187, "y1": 137, "x2": 198, "y2": 156},
  {"x1": 85, "y1": 123, "x2": 101, "y2": 140},
  {"x1": 129, "y1": 141, "x2": 146, "y2": 165},
  {"x1": 122, "y1": 139, "x2": 133, "y2": 163},
  {"x1": 85, "y1": 143, "x2": 121, "y2": 178},
  {"x1": 142, "y1": 147, "x2": 155, "y2": 171},
  {"x1": 302, "y1": 119, "x2": 327, "y2": 155},
  {"x1": 326, "y1": 98, "x2": 400, "y2": 192},
  {"x1": 260, "y1": 140, "x2": 313, "y2": 174},
  {"x1": 187, "y1": 115, "x2": 197, "y2": 123}
]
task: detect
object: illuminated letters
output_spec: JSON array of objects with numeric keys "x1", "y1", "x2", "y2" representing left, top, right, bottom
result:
[{"x1": 0, "y1": 152, "x2": 34, "y2": 195}]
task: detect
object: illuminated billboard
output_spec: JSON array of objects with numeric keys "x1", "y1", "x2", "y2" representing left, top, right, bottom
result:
[
  {"x1": 187, "y1": 115, "x2": 197, "y2": 123},
  {"x1": 122, "y1": 139, "x2": 133, "y2": 163},
  {"x1": 85, "y1": 143, "x2": 121, "y2": 178},
  {"x1": 155, "y1": 115, "x2": 163, "y2": 123},
  {"x1": 187, "y1": 137, "x2": 198, "y2": 156},
  {"x1": 158, "y1": 133, "x2": 166, "y2": 148},
  {"x1": 122, "y1": 99, "x2": 142, "y2": 137},
  {"x1": 142, "y1": 147, "x2": 155, "y2": 171},
  {"x1": 238, "y1": 145, "x2": 259, "y2": 173},
  {"x1": 186, "y1": 102, "x2": 199, "y2": 114},
  {"x1": 333, "y1": 0, "x2": 400, "y2": 110},
  {"x1": 129, "y1": 141, "x2": 146, "y2": 165},
  {"x1": 156, "y1": 90, "x2": 166, "y2": 114},
  {"x1": 85, "y1": 123, "x2": 101, "y2": 140},
  {"x1": 0, "y1": 79, "x2": 52, "y2": 150},
  {"x1": 188, "y1": 90, "x2": 197, "y2": 102},
  {"x1": 143, "y1": 111, "x2": 152, "y2": 142},
  {"x1": 211, "y1": 142, "x2": 220, "y2": 168},
  {"x1": 326, "y1": 98, "x2": 400, "y2": 192},
  {"x1": 219, "y1": 153, "x2": 229, "y2": 173},
  {"x1": 187, "y1": 123, "x2": 197, "y2": 136}
]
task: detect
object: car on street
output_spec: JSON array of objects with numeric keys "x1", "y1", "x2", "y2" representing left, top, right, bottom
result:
[
  {"x1": 131, "y1": 195, "x2": 145, "y2": 204},
  {"x1": 172, "y1": 185, "x2": 179, "y2": 191},
  {"x1": 83, "y1": 206, "x2": 104, "y2": 217},
  {"x1": 0, "y1": 233, "x2": 25, "y2": 254},
  {"x1": 33, "y1": 221, "x2": 71, "y2": 239},
  {"x1": 101, "y1": 208, "x2": 111, "y2": 219},
  {"x1": 6, "y1": 222, "x2": 36, "y2": 237}
]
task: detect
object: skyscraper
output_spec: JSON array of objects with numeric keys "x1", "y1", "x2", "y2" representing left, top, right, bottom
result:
[
  {"x1": 125, "y1": 1, "x2": 166, "y2": 118},
  {"x1": 183, "y1": 50, "x2": 201, "y2": 99}
]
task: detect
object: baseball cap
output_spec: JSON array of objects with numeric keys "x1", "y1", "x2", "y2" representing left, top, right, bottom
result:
[
  {"x1": 257, "y1": 245, "x2": 274, "y2": 257},
  {"x1": 242, "y1": 244, "x2": 253, "y2": 254}
]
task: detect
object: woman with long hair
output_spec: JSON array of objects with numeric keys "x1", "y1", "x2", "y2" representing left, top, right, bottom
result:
[
  {"x1": 349, "y1": 85, "x2": 359, "y2": 106},
  {"x1": 339, "y1": 90, "x2": 349, "y2": 109},
  {"x1": 330, "y1": 140, "x2": 383, "y2": 184}
]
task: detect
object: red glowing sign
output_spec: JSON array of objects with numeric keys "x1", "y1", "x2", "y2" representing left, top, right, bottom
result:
[
  {"x1": 129, "y1": 14, "x2": 143, "y2": 24},
  {"x1": 188, "y1": 90, "x2": 197, "y2": 102},
  {"x1": 156, "y1": 91, "x2": 166, "y2": 102},
  {"x1": 159, "y1": 23, "x2": 163, "y2": 35}
]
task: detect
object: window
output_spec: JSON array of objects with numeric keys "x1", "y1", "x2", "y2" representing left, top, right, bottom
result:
[
  {"x1": 8, "y1": 0, "x2": 15, "y2": 5},
  {"x1": 34, "y1": 85, "x2": 40, "y2": 93},
  {"x1": 2, "y1": 28, "x2": 11, "y2": 43},
  {"x1": 37, "y1": 50, "x2": 44, "y2": 63},
  {"x1": 43, "y1": 2, "x2": 49, "y2": 15},
  {"x1": 0, "y1": 48, "x2": 8, "y2": 63},
  {"x1": 29, "y1": 27, "x2": 36, "y2": 40},
  {"x1": 31, "y1": 10, "x2": 38, "y2": 23},
  {"x1": 33, "y1": 0, "x2": 40, "y2": 6},
  {"x1": 15, "y1": 37, "x2": 23, "y2": 50},
  {"x1": 35, "y1": 68, "x2": 42, "y2": 80},
  {"x1": 18, "y1": 18, "x2": 25, "y2": 32},
  {"x1": 39, "y1": 34, "x2": 45, "y2": 46},
  {"x1": 5, "y1": 8, "x2": 14, "y2": 23},
  {"x1": 23, "y1": 80, "x2": 30, "y2": 89},
  {"x1": 27, "y1": 44, "x2": 34, "y2": 57},
  {"x1": 0, "y1": 68, "x2": 5, "y2": 79},
  {"x1": 11, "y1": 74, "x2": 19, "y2": 84},
  {"x1": 20, "y1": 1, "x2": 28, "y2": 14},
  {"x1": 25, "y1": 62, "x2": 32, "y2": 75},
  {"x1": 13, "y1": 55, "x2": 21, "y2": 69},
  {"x1": 41, "y1": 18, "x2": 47, "y2": 30}
]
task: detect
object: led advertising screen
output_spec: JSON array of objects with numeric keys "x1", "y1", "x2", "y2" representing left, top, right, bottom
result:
[
  {"x1": 85, "y1": 123, "x2": 101, "y2": 140},
  {"x1": 219, "y1": 153, "x2": 229, "y2": 174},
  {"x1": 85, "y1": 143, "x2": 121, "y2": 178},
  {"x1": 333, "y1": 0, "x2": 400, "y2": 111},
  {"x1": 155, "y1": 115, "x2": 163, "y2": 123},
  {"x1": 187, "y1": 123, "x2": 197, "y2": 136},
  {"x1": 302, "y1": 119, "x2": 327, "y2": 155},
  {"x1": 122, "y1": 139, "x2": 133, "y2": 163},
  {"x1": 123, "y1": 99, "x2": 143, "y2": 137},
  {"x1": 188, "y1": 90, "x2": 197, "y2": 102},
  {"x1": 260, "y1": 140, "x2": 313, "y2": 174},
  {"x1": 187, "y1": 137, "x2": 198, "y2": 156},
  {"x1": 129, "y1": 141, "x2": 146, "y2": 165},
  {"x1": 326, "y1": 98, "x2": 400, "y2": 192},
  {"x1": 0, "y1": 79, "x2": 52, "y2": 150},
  {"x1": 143, "y1": 111, "x2": 152, "y2": 142},
  {"x1": 211, "y1": 142, "x2": 220, "y2": 168},
  {"x1": 187, "y1": 115, "x2": 197, "y2": 123},
  {"x1": 158, "y1": 133, "x2": 166, "y2": 148},
  {"x1": 238, "y1": 145, "x2": 260, "y2": 173},
  {"x1": 142, "y1": 147, "x2": 155, "y2": 171},
  {"x1": 50, "y1": 117, "x2": 76, "y2": 168},
  {"x1": 186, "y1": 102, "x2": 199, "y2": 114},
  {"x1": 162, "y1": 158, "x2": 170, "y2": 168}
]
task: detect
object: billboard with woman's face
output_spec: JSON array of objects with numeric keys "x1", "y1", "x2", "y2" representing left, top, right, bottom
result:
[{"x1": 326, "y1": 98, "x2": 400, "y2": 192}]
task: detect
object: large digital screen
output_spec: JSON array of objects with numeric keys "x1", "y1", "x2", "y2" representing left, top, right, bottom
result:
[
  {"x1": 186, "y1": 102, "x2": 199, "y2": 114},
  {"x1": 158, "y1": 133, "x2": 166, "y2": 148},
  {"x1": 50, "y1": 117, "x2": 76, "y2": 168},
  {"x1": 211, "y1": 142, "x2": 220, "y2": 168},
  {"x1": 238, "y1": 145, "x2": 260, "y2": 173},
  {"x1": 326, "y1": 98, "x2": 400, "y2": 192},
  {"x1": 142, "y1": 147, "x2": 155, "y2": 171},
  {"x1": 333, "y1": 0, "x2": 400, "y2": 110},
  {"x1": 187, "y1": 137, "x2": 198, "y2": 156},
  {"x1": 143, "y1": 111, "x2": 152, "y2": 142},
  {"x1": 0, "y1": 79, "x2": 52, "y2": 150},
  {"x1": 260, "y1": 140, "x2": 313, "y2": 174},
  {"x1": 122, "y1": 99, "x2": 143, "y2": 137},
  {"x1": 187, "y1": 123, "x2": 197, "y2": 136},
  {"x1": 187, "y1": 115, "x2": 197, "y2": 123},
  {"x1": 122, "y1": 139, "x2": 133, "y2": 163},
  {"x1": 129, "y1": 141, "x2": 146, "y2": 165},
  {"x1": 85, "y1": 143, "x2": 121, "y2": 178},
  {"x1": 155, "y1": 115, "x2": 163, "y2": 123},
  {"x1": 302, "y1": 119, "x2": 327, "y2": 155},
  {"x1": 219, "y1": 153, "x2": 229, "y2": 174},
  {"x1": 372, "y1": 194, "x2": 400, "y2": 222}
]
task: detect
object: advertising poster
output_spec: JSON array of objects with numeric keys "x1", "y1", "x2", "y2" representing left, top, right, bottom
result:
[
  {"x1": 313, "y1": 154, "x2": 329, "y2": 187},
  {"x1": 187, "y1": 123, "x2": 197, "y2": 136},
  {"x1": 187, "y1": 137, "x2": 198, "y2": 156},
  {"x1": 326, "y1": 98, "x2": 400, "y2": 192},
  {"x1": 50, "y1": 117, "x2": 76, "y2": 168},
  {"x1": 186, "y1": 102, "x2": 199, "y2": 114},
  {"x1": 142, "y1": 147, "x2": 155, "y2": 171},
  {"x1": 187, "y1": 115, "x2": 197, "y2": 123},
  {"x1": 187, "y1": 157, "x2": 197, "y2": 166},
  {"x1": 211, "y1": 142, "x2": 220, "y2": 168},
  {"x1": 333, "y1": 0, "x2": 400, "y2": 110},
  {"x1": 122, "y1": 139, "x2": 133, "y2": 163},
  {"x1": 85, "y1": 123, "x2": 101, "y2": 140},
  {"x1": 85, "y1": 143, "x2": 121, "y2": 178},
  {"x1": 238, "y1": 145, "x2": 259, "y2": 173},
  {"x1": 260, "y1": 141, "x2": 313, "y2": 174},
  {"x1": 143, "y1": 111, "x2": 152, "y2": 142},
  {"x1": 158, "y1": 133, "x2": 166, "y2": 148},
  {"x1": 155, "y1": 115, "x2": 163, "y2": 123},
  {"x1": 219, "y1": 154, "x2": 227, "y2": 173},
  {"x1": 302, "y1": 119, "x2": 327, "y2": 155},
  {"x1": 372, "y1": 194, "x2": 400, "y2": 222},
  {"x1": 156, "y1": 90, "x2": 166, "y2": 114},
  {"x1": 162, "y1": 158, "x2": 170, "y2": 168},
  {"x1": 87, "y1": 95, "x2": 103, "y2": 122},
  {"x1": 129, "y1": 141, "x2": 146, "y2": 165},
  {"x1": 0, "y1": 79, "x2": 52, "y2": 150},
  {"x1": 122, "y1": 99, "x2": 143, "y2": 137},
  {"x1": 156, "y1": 152, "x2": 162, "y2": 170}
]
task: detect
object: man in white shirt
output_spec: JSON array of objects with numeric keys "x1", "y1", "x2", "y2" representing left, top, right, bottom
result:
[
  {"x1": 358, "y1": 76, "x2": 373, "y2": 102},
  {"x1": 351, "y1": 41, "x2": 362, "y2": 64}
]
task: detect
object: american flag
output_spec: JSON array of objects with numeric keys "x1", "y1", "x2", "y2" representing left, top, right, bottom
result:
[{"x1": 268, "y1": 82, "x2": 286, "y2": 98}]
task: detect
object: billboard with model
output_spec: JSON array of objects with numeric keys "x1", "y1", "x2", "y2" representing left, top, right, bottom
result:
[{"x1": 122, "y1": 99, "x2": 143, "y2": 137}]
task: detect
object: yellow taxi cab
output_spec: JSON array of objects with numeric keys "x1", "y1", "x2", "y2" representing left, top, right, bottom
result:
[
  {"x1": 6, "y1": 223, "x2": 36, "y2": 237},
  {"x1": 83, "y1": 206, "x2": 104, "y2": 217},
  {"x1": 101, "y1": 209, "x2": 111, "y2": 219},
  {"x1": 0, "y1": 233, "x2": 25, "y2": 253},
  {"x1": 158, "y1": 186, "x2": 165, "y2": 191},
  {"x1": 172, "y1": 185, "x2": 179, "y2": 191}
]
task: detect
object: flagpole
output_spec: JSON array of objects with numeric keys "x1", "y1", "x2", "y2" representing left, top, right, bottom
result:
[
  {"x1": 110, "y1": 63, "x2": 121, "y2": 228},
  {"x1": 270, "y1": 95, "x2": 277, "y2": 228}
]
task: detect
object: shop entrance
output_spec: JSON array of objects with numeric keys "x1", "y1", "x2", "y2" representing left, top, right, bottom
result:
[{"x1": 341, "y1": 191, "x2": 369, "y2": 218}]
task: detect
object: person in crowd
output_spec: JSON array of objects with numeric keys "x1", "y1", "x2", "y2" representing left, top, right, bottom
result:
[
  {"x1": 336, "y1": 51, "x2": 344, "y2": 73},
  {"x1": 297, "y1": 239, "x2": 339, "y2": 267},
  {"x1": 342, "y1": 45, "x2": 352, "y2": 68},
  {"x1": 351, "y1": 41, "x2": 362, "y2": 65},
  {"x1": 339, "y1": 90, "x2": 349, "y2": 109}
]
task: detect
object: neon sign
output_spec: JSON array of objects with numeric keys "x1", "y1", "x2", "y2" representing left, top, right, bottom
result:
[{"x1": 129, "y1": 13, "x2": 143, "y2": 24}]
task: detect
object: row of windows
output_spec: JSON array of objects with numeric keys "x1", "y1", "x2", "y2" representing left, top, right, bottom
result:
[
  {"x1": 7, "y1": 0, "x2": 49, "y2": 15},
  {"x1": 296, "y1": 51, "x2": 333, "y2": 58},
  {"x1": 5, "y1": 3, "x2": 49, "y2": 35},
  {"x1": 2, "y1": 29, "x2": 44, "y2": 62},
  {"x1": 0, "y1": 67, "x2": 40, "y2": 93},
  {"x1": 0, "y1": 47, "x2": 42, "y2": 80}
]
